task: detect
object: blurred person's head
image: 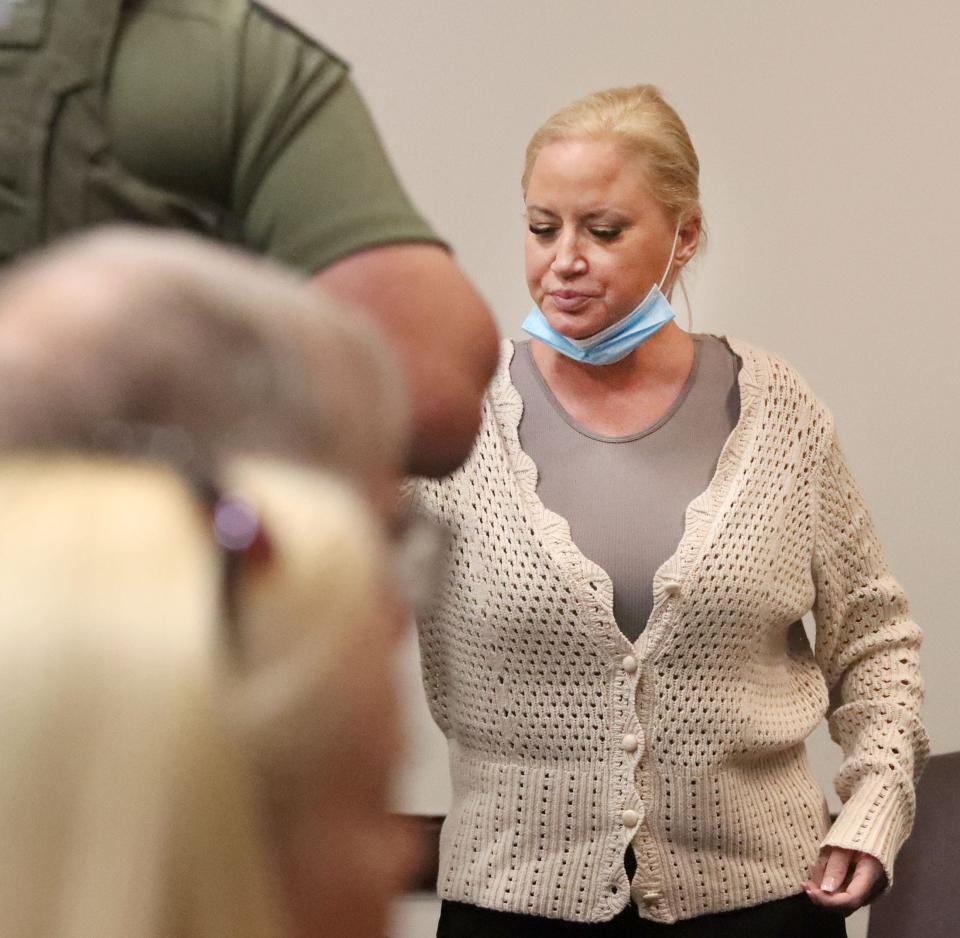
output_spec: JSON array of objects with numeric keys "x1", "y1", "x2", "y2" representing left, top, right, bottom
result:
[
  {"x1": 0, "y1": 453, "x2": 416, "y2": 938},
  {"x1": 0, "y1": 226, "x2": 410, "y2": 505}
]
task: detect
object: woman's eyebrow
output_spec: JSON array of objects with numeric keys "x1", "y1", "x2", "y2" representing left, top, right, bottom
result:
[
  {"x1": 525, "y1": 205, "x2": 558, "y2": 217},
  {"x1": 526, "y1": 206, "x2": 632, "y2": 222},
  {"x1": 582, "y1": 208, "x2": 632, "y2": 223}
]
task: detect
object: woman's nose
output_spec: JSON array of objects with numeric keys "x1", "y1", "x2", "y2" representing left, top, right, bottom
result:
[{"x1": 550, "y1": 233, "x2": 587, "y2": 277}]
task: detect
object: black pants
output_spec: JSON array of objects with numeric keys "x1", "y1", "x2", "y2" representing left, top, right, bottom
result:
[{"x1": 437, "y1": 893, "x2": 847, "y2": 937}]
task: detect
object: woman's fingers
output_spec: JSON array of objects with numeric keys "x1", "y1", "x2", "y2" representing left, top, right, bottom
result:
[
  {"x1": 845, "y1": 853, "x2": 887, "y2": 904},
  {"x1": 804, "y1": 849, "x2": 885, "y2": 915},
  {"x1": 806, "y1": 848, "x2": 830, "y2": 889},
  {"x1": 820, "y1": 846, "x2": 853, "y2": 894}
]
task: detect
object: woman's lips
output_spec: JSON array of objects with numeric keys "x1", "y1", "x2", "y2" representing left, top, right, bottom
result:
[{"x1": 548, "y1": 291, "x2": 596, "y2": 312}]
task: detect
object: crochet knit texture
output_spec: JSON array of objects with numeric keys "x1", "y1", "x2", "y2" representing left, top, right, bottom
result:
[{"x1": 411, "y1": 339, "x2": 927, "y2": 924}]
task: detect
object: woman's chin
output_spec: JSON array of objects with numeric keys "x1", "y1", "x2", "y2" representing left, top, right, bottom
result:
[{"x1": 543, "y1": 310, "x2": 607, "y2": 341}]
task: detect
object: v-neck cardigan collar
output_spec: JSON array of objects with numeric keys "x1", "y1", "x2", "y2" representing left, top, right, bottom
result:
[{"x1": 492, "y1": 336, "x2": 764, "y2": 664}]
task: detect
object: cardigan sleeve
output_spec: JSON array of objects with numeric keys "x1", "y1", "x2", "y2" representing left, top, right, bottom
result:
[{"x1": 811, "y1": 428, "x2": 929, "y2": 884}]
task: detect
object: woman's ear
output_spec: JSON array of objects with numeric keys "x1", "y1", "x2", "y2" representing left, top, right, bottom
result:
[{"x1": 674, "y1": 214, "x2": 702, "y2": 268}]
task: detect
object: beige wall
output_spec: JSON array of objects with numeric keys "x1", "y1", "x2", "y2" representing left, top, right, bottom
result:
[{"x1": 269, "y1": 3, "x2": 959, "y2": 935}]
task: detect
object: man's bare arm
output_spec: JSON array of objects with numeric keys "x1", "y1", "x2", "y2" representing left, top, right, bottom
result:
[{"x1": 313, "y1": 243, "x2": 499, "y2": 478}]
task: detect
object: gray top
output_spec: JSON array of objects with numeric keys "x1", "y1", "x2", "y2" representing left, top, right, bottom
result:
[{"x1": 511, "y1": 334, "x2": 741, "y2": 642}]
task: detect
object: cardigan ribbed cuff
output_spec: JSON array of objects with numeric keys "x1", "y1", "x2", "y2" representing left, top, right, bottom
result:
[{"x1": 821, "y1": 772, "x2": 912, "y2": 887}]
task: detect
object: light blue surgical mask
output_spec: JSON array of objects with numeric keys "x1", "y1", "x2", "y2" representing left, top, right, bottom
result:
[{"x1": 522, "y1": 225, "x2": 681, "y2": 366}]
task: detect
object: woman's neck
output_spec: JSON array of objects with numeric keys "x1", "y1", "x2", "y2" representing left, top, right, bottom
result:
[{"x1": 528, "y1": 322, "x2": 696, "y2": 436}]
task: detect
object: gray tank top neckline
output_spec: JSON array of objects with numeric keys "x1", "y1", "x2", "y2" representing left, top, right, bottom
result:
[
  {"x1": 520, "y1": 335, "x2": 703, "y2": 443},
  {"x1": 511, "y1": 333, "x2": 741, "y2": 641}
]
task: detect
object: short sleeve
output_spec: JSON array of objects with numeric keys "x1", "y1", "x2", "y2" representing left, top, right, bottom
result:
[
  {"x1": 233, "y1": 4, "x2": 446, "y2": 272},
  {"x1": 107, "y1": 1, "x2": 445, "y2": 273}
]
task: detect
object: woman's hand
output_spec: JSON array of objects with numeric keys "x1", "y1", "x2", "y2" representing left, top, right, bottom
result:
[{"x1": 803, "y1": 847, "x2": 887, "y2": 915}]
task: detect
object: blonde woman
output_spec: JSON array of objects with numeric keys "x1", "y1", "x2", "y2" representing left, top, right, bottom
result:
[{"x1": 412, "y1": 86, "x2": 927, "y2": 937}]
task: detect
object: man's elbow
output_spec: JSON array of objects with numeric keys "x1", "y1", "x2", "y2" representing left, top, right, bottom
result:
[
  {"x1": 311, "y1": 243, "x2": 500, "y2": 476},
  {"x1": 409, "y1": 383, "x2": 483, "y2": 477},
  {"x1": 408, "y1": 296, "x2": 498, "y2": 477},
  {"x1": 466, "y1": 294, "x2": 500, "y2": 392},
  {"x1": 446, "y1": 286, "x2": 499, "y2": 409}
]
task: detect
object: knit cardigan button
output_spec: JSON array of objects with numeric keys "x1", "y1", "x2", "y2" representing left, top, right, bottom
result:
[
  {"x1": 621, "y1": 734, "x2": 639, "y2": 753},
  {"x1": 622, "y1": 655, "x2": 638, "y2": 674},
  {"x1": 621, "y1": 809, "x2": 640, "y2": 828}
]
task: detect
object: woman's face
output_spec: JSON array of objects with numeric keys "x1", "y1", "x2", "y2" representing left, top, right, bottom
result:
[{"x1": 524, "y1": 136, "x2": 682, "y2": 341}]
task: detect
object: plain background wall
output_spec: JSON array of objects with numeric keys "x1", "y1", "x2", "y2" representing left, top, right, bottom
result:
[{"x1": 269, "y1": 3, "x2": 959, "y2": 935}]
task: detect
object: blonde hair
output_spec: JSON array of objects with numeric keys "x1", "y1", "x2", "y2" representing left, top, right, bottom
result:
[
  {"x1": 522, "y1": 85, "x2": 705, "y2": 246},
  {"x1": 0, "y1": 454, "x2": 387, "y2": 938}
]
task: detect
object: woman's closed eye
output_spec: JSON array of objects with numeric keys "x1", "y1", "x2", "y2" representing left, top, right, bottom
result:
[
  {"x1": 589, "y1": 227, "x2": 622, "y2": 241},
  {"x1": 527, "y1": 225, "x2": 622, "y2": 241}
]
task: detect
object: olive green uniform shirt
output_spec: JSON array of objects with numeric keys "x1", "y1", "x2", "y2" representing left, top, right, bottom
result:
[{"x1": 4, "y1": 0, "x2": 443, "y2": 270}]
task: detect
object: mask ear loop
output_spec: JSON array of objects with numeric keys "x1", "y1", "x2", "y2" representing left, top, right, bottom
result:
[
  {"x1": 656, "y1": 223, "x2": 681, "y2": 296},
  {"x1": 680, "y1": 279, "x2": 693, "y2": 332},
  {"x1": 660, "y1": 221, "x2": 694, "y2": 333}
]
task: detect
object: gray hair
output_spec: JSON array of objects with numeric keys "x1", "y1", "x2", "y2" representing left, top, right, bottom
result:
[{"x1": 0, "y1": 227, "x2": 410, "y2": 480}]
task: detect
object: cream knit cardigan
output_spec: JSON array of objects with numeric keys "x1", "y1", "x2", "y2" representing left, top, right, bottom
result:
[{"x1": 411, "y1": 339, "x2": 927, "y2": 924}]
